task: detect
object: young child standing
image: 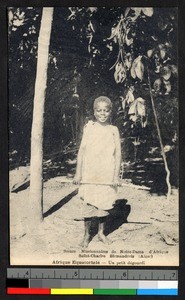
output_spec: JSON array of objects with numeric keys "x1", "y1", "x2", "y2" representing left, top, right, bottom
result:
[{"x1": 73, "y1": 96, "x2": 122, "y2": 248}]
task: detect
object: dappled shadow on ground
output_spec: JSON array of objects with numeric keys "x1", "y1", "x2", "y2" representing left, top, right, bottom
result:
[{"x1": 88, "y1": 199, "x2": 131, "y2": 240}]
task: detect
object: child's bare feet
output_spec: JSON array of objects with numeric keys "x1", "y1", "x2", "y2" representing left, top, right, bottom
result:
[
  {"x1": 80, "y1": 235, "x2": 90, "y2": 248},
  {"x1": 97, "y1": 219, "x2": 111, "y2": 244},
  {"x1": 98, "y1": 233, "x2": 111, "y2": 245},
  {"x1": 80, "y1": 220, "x2": 91, "y2": 248}
]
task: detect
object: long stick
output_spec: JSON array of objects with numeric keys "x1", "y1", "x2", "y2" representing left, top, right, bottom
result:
[
  {"x1": 58, "y1": 178, "x2": 150, "y2": 190},
  {"x1": 146, "y1": 63, "x2": 171, "y2": 198}
]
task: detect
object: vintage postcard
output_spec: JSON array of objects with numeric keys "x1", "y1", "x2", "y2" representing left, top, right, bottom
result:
[{"x1": 9, "y1": 6, "x2": 178, "y2": 266}]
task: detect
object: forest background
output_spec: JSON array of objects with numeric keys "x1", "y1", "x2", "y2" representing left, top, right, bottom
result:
[
  {"x1": 9, "y1": 7, "x2": 178, "y2": 194},
  {"x1": 8, "y1": 6, "x2": 179, "y2": 266}
]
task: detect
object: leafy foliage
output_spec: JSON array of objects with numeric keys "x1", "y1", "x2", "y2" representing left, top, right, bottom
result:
[
  {"x1": 105, "y1": 7, "x2": 177, "y2": 147},
  {"x1": 8, "y1": 7, "x2": 177, "y2": 169}
]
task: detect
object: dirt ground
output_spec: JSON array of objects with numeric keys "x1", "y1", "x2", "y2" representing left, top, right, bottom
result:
[{"x1": 9, "y1": 167, "x2": 179, "y2": 266}]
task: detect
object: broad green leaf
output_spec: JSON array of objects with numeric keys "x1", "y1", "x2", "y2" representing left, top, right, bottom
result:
[
  {"x1": 164, "y1": 145, "x2": 172, "y2": 152},
  {"x1": 88, "y1": 7, "x2": 97, "y2": 13},
  {"x1": 136, "y1": 97, "x2": 146, "y2": 116},
  {"x1": 163, "y1": 80, "x2": 171, "y2": 94},
  {"x1": 153, "y1": 78, "x2": 162, "y2": 92},
  {"x1": 162, "y1": 66, "x2": 171, "y2": 80},
  {"x1": 130, "y1": 56, "x2": 142, "y2": 79},
  {"x1": 8, "y1": 10, "x2": 14, "y2": 23},
  {"x1": 142, "y1": 7, "x2": 154, "y2": 17},
  {"x1": 131, "y1": 7, "x2": 142, "y2": 15},
  {"x1": 128, "y1": 100, "x2": 137, "y2": 115},
  {"x1": 130, "y1": 65, "x2": 136, "y2": 78},
  {"x1": 126, "y1": 90, "x2": 135, "y2": 103},
  {"x1": 130, "y1": 7, "x2": 142, "y2": 21},
  {"x1": 130, "y1": 115, "x2": 137, "y2": 122},
  {"x1": 160, "y1": 49, "x2": 166, "y2": 59},
  {"x1": 121, "y1": 98, "x2": 126, "y2": 110},
  {"x1": 114, "y1": 70, "x2": 120, "y2": 83},
  {"x1": 135, "y1": 60, "x2": 144, "y2": 80},
  {"x1": 114, "y1": 62, "x2": 126, "y2": 83},
  {"x1": 137, "y1": 97, "x2": 145, "y2": 105},
  {"x1": 147, "y1": 49, "x2": 154, "y2": 58},
  {"x1": 125, "y1": 30, "x2": 133, "y2": 46},
  {"x1": 159, "y1": 44, "x2": 166, "y2": 59},
  {"x1": 171, "y1": 64, "x2": 178, "y2": 75}
]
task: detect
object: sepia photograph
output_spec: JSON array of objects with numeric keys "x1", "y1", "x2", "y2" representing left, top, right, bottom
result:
[{"x1": 9, "y1": 6, "x2": 178, "y2": 266}]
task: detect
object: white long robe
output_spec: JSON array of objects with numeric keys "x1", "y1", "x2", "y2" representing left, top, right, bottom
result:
[{"x1": 78, "y1": 121, "x2": 118, "y2": 210}]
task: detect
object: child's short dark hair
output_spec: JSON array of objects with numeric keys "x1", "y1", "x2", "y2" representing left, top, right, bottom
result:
[{"x1": 93, "y1": 96, "x2": 112, "y2": 110}]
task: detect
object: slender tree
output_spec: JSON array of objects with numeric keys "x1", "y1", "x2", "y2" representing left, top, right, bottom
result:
[
  {"x1": 104, "y1": 7, "x2": 177, "y2": 197},
  {"x1": 29, "y1": 8, "x2": 54, "y2": 226}
]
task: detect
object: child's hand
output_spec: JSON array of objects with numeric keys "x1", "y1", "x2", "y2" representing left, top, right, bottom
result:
[
  {"x1": 73, "y1": 175, "x2": 82, "y2": 185},
  {"x1": 112, "y1": 176, "x2": 121, "y2": 187}
]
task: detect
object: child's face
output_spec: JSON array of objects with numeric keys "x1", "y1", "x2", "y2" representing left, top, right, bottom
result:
[{"x1": 94, "y1": 101, "x2": 111, "y2": 124}]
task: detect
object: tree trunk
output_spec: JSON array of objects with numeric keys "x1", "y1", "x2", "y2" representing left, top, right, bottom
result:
[{"x1": 29, "y1": 8, "x2": 54, "y2": 227}]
